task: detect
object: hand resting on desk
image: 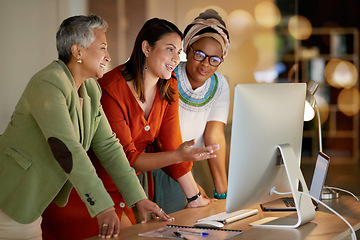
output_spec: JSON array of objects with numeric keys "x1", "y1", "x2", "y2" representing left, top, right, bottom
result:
[
  {"x1": 185, "y1": 195, "x2": 212, "y2": 208},
  {"x1": 96, "y1": 207, "x2": 120, "y2": 239},
  {"x1": 96, "y1": 199, "x2": 173, "y2": 239},
  {"x1": 196, "y1": 183, "x2": 217, "y2": 202},
  {"x1": 136, "y1": 199, "x2": 174, "y2": 223}
]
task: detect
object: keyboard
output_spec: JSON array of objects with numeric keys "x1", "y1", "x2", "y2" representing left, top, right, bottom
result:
[
  {"x1": 282, "y1": 197, "x2": 296, "y2": 207},
  {"x1": 197, "y1": 208, "x2": 259, "y2": 224}
]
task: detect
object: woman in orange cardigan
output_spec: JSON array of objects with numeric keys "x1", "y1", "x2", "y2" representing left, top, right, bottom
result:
[{"x1": 94, "y1": 18, "x2": 219, "y2": 226}]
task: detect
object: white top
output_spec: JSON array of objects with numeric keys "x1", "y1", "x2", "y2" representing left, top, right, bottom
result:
[{"x1": 175, "y1": 62, "x2": 230, "y2": 148}]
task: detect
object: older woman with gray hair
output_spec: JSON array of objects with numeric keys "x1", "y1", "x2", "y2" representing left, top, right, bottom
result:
[{"x1": 0, "y1": 14, "x2": 171, "y2": 240}]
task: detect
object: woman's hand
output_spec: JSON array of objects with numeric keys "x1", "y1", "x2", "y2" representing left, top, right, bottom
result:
[
  {"x1": 96, "y1": 207, "x2": 120, "y2": 239},
  {"x1": 136, "y1": 199, "x2": 174, "y2": 223},
  {"x1": 197, "y1": 183, "x2": 217, "y2": 202},
  {"x1": 185, "y1": 195, "x2": 210, "y2": 208},
  {"x1": 177, "y1": 139, "x2": 219, "y2": 162}
]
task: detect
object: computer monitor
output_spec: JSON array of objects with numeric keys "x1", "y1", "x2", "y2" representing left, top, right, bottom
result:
[{"x1": 226, "y1": 83, "x2": 316, "y2": 228}]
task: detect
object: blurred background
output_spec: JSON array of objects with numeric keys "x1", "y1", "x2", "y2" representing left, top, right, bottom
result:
[{"x1": 0, "y1": 0, "x2": 359, "y2": 194}]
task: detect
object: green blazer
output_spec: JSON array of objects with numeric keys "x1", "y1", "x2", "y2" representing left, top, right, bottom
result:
[{"x1": 0, "y1": 60, "x2": 147, "y2": 224}]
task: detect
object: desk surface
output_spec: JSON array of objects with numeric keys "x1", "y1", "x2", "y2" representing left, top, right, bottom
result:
[{"x1": 86, "y1": 196, "x2": 360, "y2": 240}]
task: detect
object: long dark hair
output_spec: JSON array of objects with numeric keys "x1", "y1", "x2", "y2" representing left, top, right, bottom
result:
[{"x1": 122, "y1": 18, "x2": 183, "y2": 103}]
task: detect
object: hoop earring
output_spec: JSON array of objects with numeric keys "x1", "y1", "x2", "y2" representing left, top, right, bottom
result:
[{"x1": 77, "y1": 59, "x2": 82, "y2": 64}]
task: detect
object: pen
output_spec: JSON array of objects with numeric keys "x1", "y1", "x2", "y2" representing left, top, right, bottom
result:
[
  {"x1": 177, "y1": 229, "x2": 209, "y2": 237},
  {"x1": 174, "y1": 231, "x2": 189, "y2": 239}
]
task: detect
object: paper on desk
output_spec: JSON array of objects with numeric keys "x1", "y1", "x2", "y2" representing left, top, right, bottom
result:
[{"x1": 138, "y1": 225, "x2": 242, "y2": 240}]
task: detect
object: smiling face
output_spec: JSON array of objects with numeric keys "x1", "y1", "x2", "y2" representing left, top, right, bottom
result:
[
  {"x1": 144, "y1": 32, "x2": 182, "y2": 80},
  {"x1": 185, "y1": 37, "x2": 223, "y2": 89},
  {"x1": 80, "y1": 29, "x2": 111, "y2": 79}
]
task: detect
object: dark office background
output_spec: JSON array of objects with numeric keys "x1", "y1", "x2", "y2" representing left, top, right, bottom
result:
[
  {"x1": 298, "y1": 0, "x2": 360, "y2": 194},
  {"x1": 299, "y1": 0, "x2": 360, "y2": 29}
]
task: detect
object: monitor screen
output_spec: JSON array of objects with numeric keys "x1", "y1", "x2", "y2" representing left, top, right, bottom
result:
[{"x1": 226, "y1": 83, "x2": 306, "y2": 213}]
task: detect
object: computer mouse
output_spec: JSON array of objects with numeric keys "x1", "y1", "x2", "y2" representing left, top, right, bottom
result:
[{"x1": 194, "y1": 220, "x2": 224, "y2": 228}]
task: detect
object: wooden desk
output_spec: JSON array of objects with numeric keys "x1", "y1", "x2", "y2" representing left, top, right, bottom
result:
[{"x1": 86, "y1": 196, "x2": 360, "y2": 240}]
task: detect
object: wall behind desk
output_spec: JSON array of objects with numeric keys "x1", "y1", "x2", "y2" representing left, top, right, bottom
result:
[{"x1": 0, "y1": 0, "x2": 87, "y2": 133}]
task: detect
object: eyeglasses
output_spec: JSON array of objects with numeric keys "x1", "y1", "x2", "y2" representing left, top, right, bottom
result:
[{"x1": 189, "y1": 46, "x2": 223, "y2": 67}]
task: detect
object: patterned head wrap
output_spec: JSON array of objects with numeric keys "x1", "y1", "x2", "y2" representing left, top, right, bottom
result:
[{"x1": 183, "y1": 10, "x2": 230, "y2": 58}]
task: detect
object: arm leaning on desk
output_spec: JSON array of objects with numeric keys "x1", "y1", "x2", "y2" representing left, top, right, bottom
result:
[{"x1": 86, "y1": 196, "x2": 360, "y2": 240}]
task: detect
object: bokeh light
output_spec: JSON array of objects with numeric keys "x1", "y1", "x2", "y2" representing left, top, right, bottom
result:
[
  {"x1": 316, "y1": 95, "x2": 330, "y2": 124},
  {"x1": 325, "y1": 59, "x2": 342, "y2": 87},
  {"x1": 288, "y1": 15, "x2": 312, "y2": 40},
  {"x1": 325, "y1": 59, "x2": 358, "y2": 88},
  {"x1": 228, "y1": 9, "x2": 254, "y2": 35},
  {"x1": 254, "y1": 2, "x2": 281, "y2": 28},
  {"x1": 253, "y1": 32, "x2": 277, "y2": 71},
  {"x1": 337, "y1": 88, "x2": 360, "y2": 116}
]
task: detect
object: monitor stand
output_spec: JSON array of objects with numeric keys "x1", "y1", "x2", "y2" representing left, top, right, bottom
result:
[{"x1": 250, "y1": 144, "x2": 316, "y2": 229}]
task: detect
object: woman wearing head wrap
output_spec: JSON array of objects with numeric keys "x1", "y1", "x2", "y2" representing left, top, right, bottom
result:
[{"x1": 175, "y1": 9, "x2": 230, "y2": 199}]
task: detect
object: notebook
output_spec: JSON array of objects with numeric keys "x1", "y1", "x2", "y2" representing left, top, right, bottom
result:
[
  {"x1": 138, "y1": 224, "x2": 242, "y2": 240},
  {"x1": 261, "y1": 152, "x2": 330, "y2": 211}
]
